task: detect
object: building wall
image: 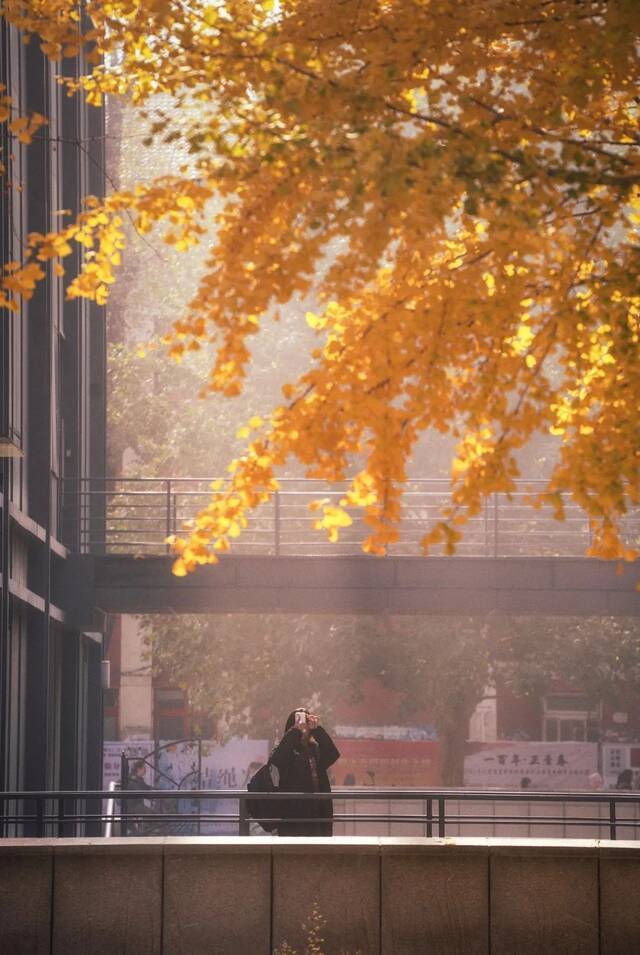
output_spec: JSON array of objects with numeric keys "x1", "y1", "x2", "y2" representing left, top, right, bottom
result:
[
  {"x1": 0, "y1": 19, "x2": 106, "y2": 795},
  {"x1": 497, "y1": 679, "x2": 640, "y2": 746},
  {"x1": 104, "y1": 615, "x2": 196, "y2": 743}
]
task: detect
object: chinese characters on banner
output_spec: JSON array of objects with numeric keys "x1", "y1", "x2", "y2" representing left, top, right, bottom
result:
[
  {"x1": 158, "y1": 738, "x2": 268, "y2": 833},
  {"x1": 333, "y1": 738, "x2": 441, "y2": 788},
  {"x1": 103, "y1": 738, "x2": 269, "y2": 833},
  {"x1": 334, "y1": 724, "x2": 437, "y2": 742},
  {"x1": 602, "y1": 743, "x2": 640, "y2": 789},
  {"x1": 103, "y1": 740, "x2": 152, "y2": 788},
  {"x1": 464, "y1": 742, "x2": 598, "y2": 790}
]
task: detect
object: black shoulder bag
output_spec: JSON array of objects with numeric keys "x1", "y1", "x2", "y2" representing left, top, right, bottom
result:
[{"x1": 246, "y1": 761, "x2": 280, "y2": 832}]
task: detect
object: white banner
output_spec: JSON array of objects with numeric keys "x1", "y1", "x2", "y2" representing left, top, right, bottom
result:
[
  {"x1": 464, "y1": 741, "x2": 598, "y2": 791},
  {"x1": 602, "y1": 743, "x2": 640, "y2": 789},
  {"x1": 103, "y1": 740, "x2": 153, "y2": 789},
  {"x1": 103, "y1": 738, "x2": 269, "y2": 833}
]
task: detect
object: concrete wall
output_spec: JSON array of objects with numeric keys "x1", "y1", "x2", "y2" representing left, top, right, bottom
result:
[
  {"x1": 91, "y1": 555, "x2": 640, "y2": 616},
  {"x1": 1, "y1": 837, "x2": 639, "y2": 954}
]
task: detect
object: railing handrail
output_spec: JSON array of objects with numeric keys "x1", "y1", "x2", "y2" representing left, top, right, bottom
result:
[
  {"x1": 3, "y1": 787, "x2": 640, "y2": 841},
  {"x1": 3, "y1": 788, "x2": 640, "y2": 802},
  {"x1": 60, "y1": 476, "x2": 639, "y2": 558},
  {"x1": 62, "y1": 477, "x2": 552, "y2": 486}
]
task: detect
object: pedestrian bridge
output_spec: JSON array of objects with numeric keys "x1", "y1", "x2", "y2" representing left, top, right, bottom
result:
[
  {"x1": 2, "y1": 836, "x2": 639, "y2": 953},
  {"x1": 59, "y1": 478, "x2": 640, "y2": 618}
]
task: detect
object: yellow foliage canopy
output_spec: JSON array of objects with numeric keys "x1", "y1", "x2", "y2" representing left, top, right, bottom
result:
[{"x1": 1, "y1": 0, "x2": 639, "y2": 571}]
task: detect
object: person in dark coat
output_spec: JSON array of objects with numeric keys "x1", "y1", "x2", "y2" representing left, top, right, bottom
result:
[
  {"x1": 270, "y1": 708, "x2": 340, "y2": 837},
  {"x1": 616, "y1": 768, "x2": 633, "y2": 790},
  {"x1": 126, "y1": 759, "x2": 153, "y2": 834}
]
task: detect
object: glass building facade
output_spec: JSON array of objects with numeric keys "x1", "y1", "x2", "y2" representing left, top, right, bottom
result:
[{"x1": 1, "y1": 19, "x2": 106, "y2": 794}]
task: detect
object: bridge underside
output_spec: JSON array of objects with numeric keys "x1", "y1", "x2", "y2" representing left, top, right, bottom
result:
[{"x1": 62, "y1": 555, "x2": 640, "y2": 619}]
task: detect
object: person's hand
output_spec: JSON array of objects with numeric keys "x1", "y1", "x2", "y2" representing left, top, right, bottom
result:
[{"x1": 293, "y1": 710, "x2": 309, "y2": 738}]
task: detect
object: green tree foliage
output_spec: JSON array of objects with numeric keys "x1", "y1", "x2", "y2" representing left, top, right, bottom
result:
[
  {"x1": 148, "y1": 611, "x2": 640, "y2": 785},
  {"x1": 144, "y1": 614, "x2": 360, "y2": 742},
  {"x1": 361, "y1": 614, "x2": 640, "y2": 783},
  {"x1": 493, "y1": 615, "x2": 640, "y2": 707}
]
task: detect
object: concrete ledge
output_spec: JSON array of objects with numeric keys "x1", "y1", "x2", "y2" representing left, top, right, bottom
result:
[
  {"x1": 1, "y1": 837, "x2": 640, "y2": 954},
  {"x1": 599, "y1": 843, "x2": 640, "y2": 955},
  {"x1": 381, "y1": 840, "x2": 489, "y2": 954},
  {"x1": 0, "y1": 844, "x2": 52, "y2": 955},
  {"x1": 490, "y1": 841, "x2": 599, "y2": 954},
  {"x1": 164, "y1": 842, "x2": 271, "y2": 955},
  {"x1": 273, "y1": 840, "x2": 380, "y2": 953},
  {"x1": 52, "y1": 840, "x2": 163, "y2": 954}
]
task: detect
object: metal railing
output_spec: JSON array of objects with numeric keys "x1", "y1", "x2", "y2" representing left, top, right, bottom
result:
[
  {"x1": 2, "y1": 789, "x2": 640, "y2": 840},
  {"x1": 63, "y1": 477, "x2": 640, "y2": 558},
  {"x1": 103, "y1": 781, "x2": 119, "y2": 839}
]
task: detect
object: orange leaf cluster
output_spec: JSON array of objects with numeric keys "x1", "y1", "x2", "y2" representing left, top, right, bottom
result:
[{"x1": 0, "y1": 0, "x2": 638, "y2": 571}]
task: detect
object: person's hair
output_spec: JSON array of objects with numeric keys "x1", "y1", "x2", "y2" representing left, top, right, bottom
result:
[
  {"x1": 617, "y1": 768, "x2": 633, "y2": 789},
  {"x1": 285, "y1": 708, "x2": 309, "y2": 733},
  {"x1": 131, "y1": 759, "x2": 146, "y2": 773}
]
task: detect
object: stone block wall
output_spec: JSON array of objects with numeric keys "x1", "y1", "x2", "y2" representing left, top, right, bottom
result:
[{"x1": 1, "y1": 837, "x2": 639, "y2": 954}]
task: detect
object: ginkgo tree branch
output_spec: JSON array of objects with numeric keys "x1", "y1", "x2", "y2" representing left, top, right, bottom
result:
[{"x1": 1, "y1": 0, "x2": 638, "y2": 572}]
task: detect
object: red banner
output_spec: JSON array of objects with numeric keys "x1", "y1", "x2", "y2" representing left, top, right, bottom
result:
[{"x1": 331, "y1": 738, "x2": 441, "y2": 788}]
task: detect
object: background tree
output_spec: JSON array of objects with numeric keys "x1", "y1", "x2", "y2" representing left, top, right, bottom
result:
[
  {"x1": 148, "y1": 609, "x2": 640, "y2": 783},
  {"x1": 143, "y1": 614, "x2": 361, "y2": 743},
  {"x1": 1, "y1": 0, "x2": 638, "y2": 571},
  {"x1": 361, "y1": 614, "x2": 640, "y2": 784},
  {"x1": 359, "y1": 616, "x2": 495, "y2": 786},
  {"x1": 493, "y1": 615, "x2": 640, "y2": 715}
]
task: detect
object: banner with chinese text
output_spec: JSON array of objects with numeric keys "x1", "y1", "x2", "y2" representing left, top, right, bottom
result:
[
  {"x1": 334, "y1": 738, "x2": 441, "y2": 788},
  {"x1": 103, "y1": 738, "x2": 268, "y2": 833},
  {"x1": 464, "y1": 741, "x2": 598, "y2": 790}
]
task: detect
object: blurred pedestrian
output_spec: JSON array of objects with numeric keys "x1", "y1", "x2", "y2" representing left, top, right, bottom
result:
[
  {"x1": 588, "y1": 771, "x2": 605, "y2": 791},
  {"x1": 616, "y1": 768, "x2": 633, "y2": 790},
  {"x1": 126, "y1": 759, "x2": 152, "y2": 833}
]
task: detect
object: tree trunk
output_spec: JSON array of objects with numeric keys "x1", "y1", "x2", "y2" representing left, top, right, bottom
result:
[{"x1": 439, "y1": 710, "x2": 474, "y2": 787}]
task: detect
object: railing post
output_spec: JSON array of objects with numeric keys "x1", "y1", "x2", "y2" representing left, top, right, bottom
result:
[
  {"x1": 609, "y1": 799, "x2": 617, "y2": 841},
  {"x1": 484, "y1": 497, "x2": 490, "y2": 557},
  {"x1": 239, "y1": 795, "x2": 250, "y2": 836},
  {"x1": 79, "y1": 478, "x2": 86, "y2": 552},
  {"x1": 121, "y1": 750, "x2": 129, "y2": 837},
  {"x1": 197, "y1": 740, "x2": 202, "y2": 837},
  {"x1": 274, "y1": 490, "x2": 281, "y2": 556},
  {"x1": 425, "y1": 798, "x2": 433, "y2": 838},
  {"x1": 36, "y1": 796, "x2": 44, "y2": 838},
  {"x1": 438, "y1": 798, "x2": 445, "y2": 838},
  {"x1": 57, "y1": 797, "x2": 66, "y2": 838},
  {"x1": 165, "y1": 480, "x2": 172, "y2": 553},
  {"x1": 493, "y1": 492, "x2": 499, "y2": 557}
]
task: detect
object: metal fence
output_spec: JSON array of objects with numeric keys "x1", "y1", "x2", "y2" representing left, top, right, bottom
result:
[
  {"x1": 2, "y1": 789, "x2": 640, "y2": 841},
  {"x1": 63, "y1": 477, "x2": 640, "y2": 558}
]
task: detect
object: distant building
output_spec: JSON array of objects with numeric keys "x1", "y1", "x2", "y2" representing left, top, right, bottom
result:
[
  {"x1": 497, "y1": 681, "x2": 640, "y2": 746},
  {"x1": 104, "y1": 616, "x2": 214, "y2": 744},
  {"x1": 0, "y1": 20, "x2": 106, "y2": 793}
]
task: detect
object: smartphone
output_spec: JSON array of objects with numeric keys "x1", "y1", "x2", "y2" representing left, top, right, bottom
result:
[{"x1": 295, "y1": 710, "x2": 307, "y2": 727}]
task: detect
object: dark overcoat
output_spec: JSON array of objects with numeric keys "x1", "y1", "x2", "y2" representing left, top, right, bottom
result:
[{"x1": 270, "y1": 725, "x2": 340, "y2": 836}]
